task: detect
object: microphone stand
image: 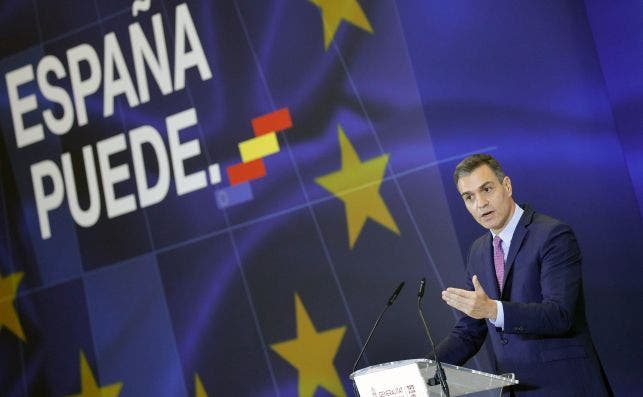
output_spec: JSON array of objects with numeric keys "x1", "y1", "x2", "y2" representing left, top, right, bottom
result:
[
  {"x1": 417, "y1": 278, "x2": 450, "y2": 397},
  {"x1": 352, "y1": 282, "x2": 404, "y2": 374},
  {"x1": 350, "y1": 282, "x2": 405, "y2": 397}
]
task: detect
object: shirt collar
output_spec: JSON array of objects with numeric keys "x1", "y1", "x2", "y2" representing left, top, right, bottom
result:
[{"x1": 492, "y1": 203, "x2": 524, "y2": 244}]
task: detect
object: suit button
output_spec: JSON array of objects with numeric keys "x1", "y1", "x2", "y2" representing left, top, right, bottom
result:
[{"x1": 501, "y1": 338, "x2": 508, "y2": 345}]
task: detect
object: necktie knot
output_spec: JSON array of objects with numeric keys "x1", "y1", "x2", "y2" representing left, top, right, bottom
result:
[{"x1": 493, "y1": 235, "x2": 503, "y2": 250}]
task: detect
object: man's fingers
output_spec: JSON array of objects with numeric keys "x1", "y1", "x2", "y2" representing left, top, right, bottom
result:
[
  {"x1": 443, "y1": 281, "x2": 492, "y2": 320},
  {"x1": 442, "y1": 293, "x2": 462, "y2": 311},
  {"x1": 442, "y1": 290, "x2": 471, "y2": 309},
  {"x1": 445, "y1": 287, "x2": 474, "y2": 298},
  {"x1": 472, "y1": 275, "x2": 484, "y2": 292}
]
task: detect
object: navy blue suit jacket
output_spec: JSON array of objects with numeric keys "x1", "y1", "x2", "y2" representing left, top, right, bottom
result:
[{"x1": 436, "y1": 205, "x2": 609, "y2": 396}]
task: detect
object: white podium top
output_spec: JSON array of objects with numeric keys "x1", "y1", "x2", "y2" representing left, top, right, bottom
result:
[{"x1": 350, "y1": 358, "x2": 518, "y2": 396}]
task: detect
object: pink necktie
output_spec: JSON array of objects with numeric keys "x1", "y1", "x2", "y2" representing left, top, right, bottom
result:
[{"x1": 493, "y1": 235, "x2": 505, "y2": 292}]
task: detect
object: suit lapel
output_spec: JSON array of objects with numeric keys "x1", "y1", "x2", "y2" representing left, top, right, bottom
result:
[{"x1": 502, "y1": 205, "x2": 534, "y2": 293}]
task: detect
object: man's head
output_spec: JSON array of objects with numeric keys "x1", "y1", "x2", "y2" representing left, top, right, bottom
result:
[{"x1": 454, "y1": 154, "x2": 515, "y2": 233}]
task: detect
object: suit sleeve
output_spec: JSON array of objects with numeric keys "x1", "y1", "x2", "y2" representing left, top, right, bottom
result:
[
  {"x1": 434, "y1": 312, "x2": 487, "y2": 366},
  {"x1": 502, "y1": 223, "x2": 583, "y2": 336},
  {"x1": 434, "y1": 246, "x2": 488, "y2": 365}
]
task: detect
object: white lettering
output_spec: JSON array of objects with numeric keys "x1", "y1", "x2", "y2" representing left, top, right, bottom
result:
[
  {"x1": 61, "y1": 146, "x2": 101, "y2": 228},
  {"x1": 103, "y1": 32, "x2": 139, "y2": 118},
  {"x1": 6, "y1": 65, "x2": 44, "y2": 148},
  {"x1": 67, "y1": 43, "x2": 102, "y2": 127},
  {"x1": 166, "y1": 108, "x2": 206, "y2": 196},
  {"x1": 31, "y1": 159, "x2": 64, "y2": 239},
  {"x1": 97, "y1": 133, "x2": 137, "y2": 218},
  {"x1": 173, "y1": 3, "x2": 212, "y2": 90},
  {"x1": 129, "y1": 13, "x2": 172, "y2": 104},
  {"x1": 37, "y1": 55, "x2": 75, "y2": 135},
  {"x1": 129, "y1": 125, "x2": 170, "y2": 207}
]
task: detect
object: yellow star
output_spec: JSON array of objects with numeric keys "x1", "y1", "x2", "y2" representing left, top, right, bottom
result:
[
  {"x1": 315, "y1": 125, "x2": 400, "y2": 249},
  {"x1": 195, "y1": 373, "x2": 208, "y2": 397},
  {"x1": 308, "y1": 0, "x2": 373, "y2": 49},
  {"x1": 270, "y1": 293, "x2": 347, "y2": 397},
  {"x1": 66, "y1": 351, "x2": 122, "y2": 397},
  {"x1": 0, "y1": 271, "x2": 26, "y2": 342}
]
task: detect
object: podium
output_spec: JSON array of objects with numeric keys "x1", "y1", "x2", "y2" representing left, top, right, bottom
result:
[{"x1": 350, "y1": 358, "x2": 518, "y2": 396}]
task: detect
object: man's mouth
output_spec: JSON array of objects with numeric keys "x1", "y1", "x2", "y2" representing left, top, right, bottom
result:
[{"x1": 481, "y1": 210, "x2": 494, "y2": 219}]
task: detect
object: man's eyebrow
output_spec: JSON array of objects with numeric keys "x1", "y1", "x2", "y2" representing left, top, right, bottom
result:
[{"x1": 460, "y1": 181, "x2": 494, "y2": 197}]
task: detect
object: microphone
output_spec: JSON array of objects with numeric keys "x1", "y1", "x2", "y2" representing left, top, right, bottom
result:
[
  {"x1": 418, "y1": 277, "x2": 426, "y2": 299},
  {"x1": 351, "y1": 281, "x2": 405, "y2": 374},
  {"x1": 388, "y1": 281, "x2": 405, "y2": 306},
  {"x1": 417, "y1": 277, "x2": 450, "y2": 397}
]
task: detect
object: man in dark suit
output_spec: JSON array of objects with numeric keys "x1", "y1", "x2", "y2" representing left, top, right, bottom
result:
[{"x1": 436, "y1": 154, "x2": 609, "y2": 395}]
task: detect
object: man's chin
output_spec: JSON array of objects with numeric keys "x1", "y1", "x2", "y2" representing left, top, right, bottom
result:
[
  {"x1": 477, "y1": 219, "x2": 498, "y2": 231},
  {"x1": 477, "y1": 220, "x2": 491, "y2": 229}
]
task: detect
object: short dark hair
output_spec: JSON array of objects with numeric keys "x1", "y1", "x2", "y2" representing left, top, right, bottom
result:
[{"x1": 453, "y1": 154, "x2": 506, "y2": 186}]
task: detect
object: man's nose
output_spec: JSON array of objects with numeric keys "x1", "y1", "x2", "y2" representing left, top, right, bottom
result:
[{"x1": 476, "y1": 197, "x2": 489, "y2": 209}]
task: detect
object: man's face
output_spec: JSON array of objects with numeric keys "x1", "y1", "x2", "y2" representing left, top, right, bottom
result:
[{"x1": 457, "y1": 164, "x2": 515, "y2": 234}]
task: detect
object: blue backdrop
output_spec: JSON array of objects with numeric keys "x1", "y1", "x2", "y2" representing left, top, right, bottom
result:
[{"x1": 0, "y1": 0, "x2": 641, "y2": 396}]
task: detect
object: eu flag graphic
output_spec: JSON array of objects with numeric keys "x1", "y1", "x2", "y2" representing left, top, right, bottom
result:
[
  {"x1": 4, "y1": 0, "x2": 642, "y2": 396},
  {"x1": 0, "y1": 0, "x2": 475, "y2": 395}
]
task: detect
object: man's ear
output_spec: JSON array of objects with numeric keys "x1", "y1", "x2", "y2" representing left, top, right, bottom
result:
[{"x1": 503, "y1": 176, "x2": 512, "y2": 196}]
